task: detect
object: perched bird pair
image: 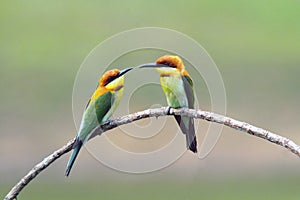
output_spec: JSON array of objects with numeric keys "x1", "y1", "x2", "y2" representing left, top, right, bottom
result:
[{"x1": 65, "y1": 55, "x2": 197, "y2": 176}]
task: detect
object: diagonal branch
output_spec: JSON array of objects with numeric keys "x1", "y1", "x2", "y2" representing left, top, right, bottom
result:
[{"x1": 4, "y1": 107, "x2": 300, "y2": 200}]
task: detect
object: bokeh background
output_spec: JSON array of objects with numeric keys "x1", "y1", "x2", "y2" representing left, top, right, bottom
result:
[{"x1": 1, "y1": 1, "x2": 300, "y2": 199}]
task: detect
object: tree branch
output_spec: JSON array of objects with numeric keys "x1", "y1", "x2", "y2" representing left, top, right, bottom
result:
[{"x1": 4, "y1": 107, "x2": 300, "y2": 200}]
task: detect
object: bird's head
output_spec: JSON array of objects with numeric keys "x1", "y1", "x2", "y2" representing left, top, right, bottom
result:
[
  {"x1": 138, "y1": 55, "x2": 188, "y2": 76},
  {"x1": 99, "y1": 68, "x2": 132, "y2": 91}
]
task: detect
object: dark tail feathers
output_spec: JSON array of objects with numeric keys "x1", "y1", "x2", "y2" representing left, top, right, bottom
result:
[
  {"x1": 65, "y1": 138, "x2": 83, "y2": 177},
  {"x1": 174, "y1": 115, "x2": 197, "y2": 153}
]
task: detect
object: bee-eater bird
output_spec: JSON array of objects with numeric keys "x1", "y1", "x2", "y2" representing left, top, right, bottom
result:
[
  {"x1": 138, "y1": 55, "x2": 197, "y2": 153},
  {"x1": 65, "y1": 68, "x2": 133, "y2": 176}
]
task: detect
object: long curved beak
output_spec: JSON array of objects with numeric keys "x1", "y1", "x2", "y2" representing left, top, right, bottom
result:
[
  {"x1": 118, "y1": 67, "x2": 133, "y2": 77},
  {"x1": 138, "y1": 63, "x2": 167, "y2": 69}
]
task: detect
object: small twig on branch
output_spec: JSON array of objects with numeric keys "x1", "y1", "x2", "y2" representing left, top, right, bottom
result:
[{"x1": 4, "y1": 107, "x2": 300, "y2": 200}]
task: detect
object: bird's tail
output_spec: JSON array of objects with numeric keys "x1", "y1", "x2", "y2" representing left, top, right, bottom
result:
[
  {"x1": 65, "y1": 138, "x2": 83, "y2": 177},
  {"x1": 174, "y1": 115, "x2": 197, "y2": 153}
]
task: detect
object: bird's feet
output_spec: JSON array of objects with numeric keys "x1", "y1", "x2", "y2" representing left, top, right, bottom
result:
[
  {"x1": 165, "y1": 106, "x2": 171, "y2": 115},
  {"x1": 102, "y1": 119, "x2": 114, "y2": 127},
  {"x1": 107, "y1": 119, "x2": 115, "y2": 126}
]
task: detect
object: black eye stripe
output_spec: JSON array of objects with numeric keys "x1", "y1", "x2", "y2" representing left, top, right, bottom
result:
[
  {"x1": 160, "y1": 61, "x2": 176, "y2": 68},
  {"x1": 104, "y1": 75, "x2": 118, "y2": 86}
]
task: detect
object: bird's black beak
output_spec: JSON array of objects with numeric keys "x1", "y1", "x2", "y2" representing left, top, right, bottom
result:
[
  {"x1": 118, "y1": 67, "x2": 133, "y2": 77},
  {"x1": 138, "y1": 63, "x2": 167, "y2": 69}
]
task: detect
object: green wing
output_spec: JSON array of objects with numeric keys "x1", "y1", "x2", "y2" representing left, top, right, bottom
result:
[
  {"x1": 174, "y1": 74, "x2": 197, "y2": 153},
  {"x1": 182, "y1": 75, "x2": 194, "y2": 109},
  {"x1": 94, "y1": 91, "x2": 114, "y2": 124},
  {"x1": 77, "y1": 91, "x2": 114, "y2": 142}
]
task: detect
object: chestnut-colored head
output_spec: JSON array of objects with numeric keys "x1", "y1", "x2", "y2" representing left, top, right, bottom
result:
[
  {"x1": 138, "y1": 55, "x2": 189, "y2": 76},
  {"x1": 100, "y1": 69, "x2": 120, "y2": 87},
  {"x1": 156, "y1": 55, "x2": 185, "y2": 72},
  {"x1": 99, "y1": 68, "x2": 133, "y2": 90}
]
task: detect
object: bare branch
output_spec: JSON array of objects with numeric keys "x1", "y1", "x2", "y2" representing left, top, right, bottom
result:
[{"x1": 4, "y1": 107, "x2": 300, "y2": 200}]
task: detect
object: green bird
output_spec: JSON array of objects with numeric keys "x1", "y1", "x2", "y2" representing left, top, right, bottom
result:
[
  {"x1": 139, "y1": 55, "x2": 197, "y2": 153},
  {"x1": 65, "y1": 68, "x2": 133, "y2": 176}
]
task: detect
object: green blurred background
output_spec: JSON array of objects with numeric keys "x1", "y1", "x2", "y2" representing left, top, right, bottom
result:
[{"x1": 1, "y1": 0, "x2": 300, "y2": 199}]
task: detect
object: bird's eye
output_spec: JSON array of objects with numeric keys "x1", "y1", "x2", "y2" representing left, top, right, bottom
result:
[
  {"x1": 160, "y1": 61, "x2": 176, "y2": 68},
  {"x1": 104, "y1": 76, "x2": 117, "y2": 86},
  {"x1": 158, "y1": 60, "x2": 177, "y2": 68}
]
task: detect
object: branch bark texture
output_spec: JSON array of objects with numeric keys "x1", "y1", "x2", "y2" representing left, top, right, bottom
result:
[{"x1": 4, "y1": 107, "x2": 300, "y2": 200}]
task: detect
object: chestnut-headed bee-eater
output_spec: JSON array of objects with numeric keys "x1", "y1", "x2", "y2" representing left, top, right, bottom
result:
[
  {"x1": 65, "y1": 68, "x2": 133, "y2": 176},
  {"x1": 138, "y1": 55, "x2": 197, "y2": 153}
]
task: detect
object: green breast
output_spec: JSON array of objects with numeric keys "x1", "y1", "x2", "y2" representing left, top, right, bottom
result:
[{"x1": 160, "y1": 75, "x2": 188, "y2": 108}]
